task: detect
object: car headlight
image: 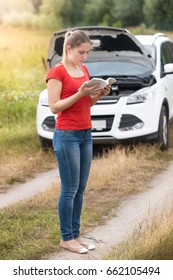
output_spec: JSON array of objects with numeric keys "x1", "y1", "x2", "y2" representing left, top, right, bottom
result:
[
  {"x1": 126, "y1": 88, "x2": 154, "y2": 105},
  {"x1": 39, "y1": 96, "x2": 49, "y2": 106}
]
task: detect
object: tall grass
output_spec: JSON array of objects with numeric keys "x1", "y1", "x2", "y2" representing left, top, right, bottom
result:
[
  {"x1": 106, "y1": 207, "x2": 173, "y2": 260},
  {"x1": 0, "y1": 27, "x2": 49, "y2": 128},
  {"x1": 0, "y1": 27, "x2": 55, "y2": 189}
]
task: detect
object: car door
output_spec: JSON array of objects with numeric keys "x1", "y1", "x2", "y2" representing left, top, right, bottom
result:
[
  {"x1": 161, "y1": 41, "x2": 173, "y2": 117},
  {"x1": 160, "y1": 41, "x2": 173, "y2": 119}
]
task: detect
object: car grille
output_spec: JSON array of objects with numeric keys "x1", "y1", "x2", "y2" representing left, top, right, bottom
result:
[
  {"x1": 42, "y1": 115, "x2": 114, "y2": 133},
  {"x1": 119, "y1": 114, "x2": 142, "y2": 128},
  {"x1": 91, "y1": 115, "x2": 114, "y2": 132},
  {"x1": 97, "y1": 86, "x2": 119, "y2": 104}
]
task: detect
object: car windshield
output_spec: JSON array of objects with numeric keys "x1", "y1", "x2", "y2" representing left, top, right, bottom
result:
[{"x1": 86, "y1": 61, "x2": 153, "y2": 78}]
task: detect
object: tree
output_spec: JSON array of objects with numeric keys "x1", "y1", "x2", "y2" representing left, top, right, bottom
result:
[
  {"x1": 38, "y1": 0, "x2": 64, "y2": 30},
  {"x1": 112, "y1": 0, "x2": 145, "y2": 27},
  {"x1": 83, "y1": 0, "x2": 115, "y2": 26},
  {"x1": 59, "y1": 0, "x2": 86, "y2": 28},
  {"x1": 144, "y1": 0, "x2": 173, "y2": 30},
  {"x1": 38, "y1": 0, "x2": 115, "y2": 29}
]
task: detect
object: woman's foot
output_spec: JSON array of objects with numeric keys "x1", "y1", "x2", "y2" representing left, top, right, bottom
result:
[
  {"x1": 60, "y1": 239, "x2": 88, "y2": 254},
  {"x1": 75, "y1": 237, "x2": 96, "y2": 250}
]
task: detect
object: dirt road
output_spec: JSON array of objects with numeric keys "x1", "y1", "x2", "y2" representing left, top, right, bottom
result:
[
  {"x1": 0, "y1": 162, "x2": 173, "y2": 260},
  {"x1": 47, "y1": 162, "x2": 173, "y2": 260},
  {"x1": 0, "y1": 169, "x2": 59, "y2": 209}
]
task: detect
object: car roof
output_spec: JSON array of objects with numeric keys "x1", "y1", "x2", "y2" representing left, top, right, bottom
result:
[{"x1": 136, "y1": 33, "x2": 168, "y2": 46}]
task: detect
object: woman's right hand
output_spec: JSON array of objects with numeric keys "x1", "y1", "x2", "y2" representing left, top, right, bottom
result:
[{"x1": 78, "y1": 82, "x2": 103, "y2": 97}]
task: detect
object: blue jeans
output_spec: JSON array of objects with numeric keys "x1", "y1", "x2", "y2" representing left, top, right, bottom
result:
[{"x1": 53, "y1": 129, "x2": 92, "y2": 241}]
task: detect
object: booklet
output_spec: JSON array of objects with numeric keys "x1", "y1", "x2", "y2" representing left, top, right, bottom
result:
[{"x1": 86, "y1": 77, "x2": 116, "y2": 88}]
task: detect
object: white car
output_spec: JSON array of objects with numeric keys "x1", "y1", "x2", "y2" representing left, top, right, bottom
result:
[{"x1": 36, "y1": 26, "x2": 173, "y2": 150}]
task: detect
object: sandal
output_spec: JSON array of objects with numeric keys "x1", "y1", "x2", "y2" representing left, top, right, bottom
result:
[
  {"x1": 60, "y1": 239, "x2": 89, "y2": 254},
  {"x1": 75, "y1": 237, "x2": 96, "y2": 250}
]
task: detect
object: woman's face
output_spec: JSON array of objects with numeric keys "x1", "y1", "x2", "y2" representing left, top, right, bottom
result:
[{"x1": 67, "y1": 42, "x2": 91, "y2": 66}]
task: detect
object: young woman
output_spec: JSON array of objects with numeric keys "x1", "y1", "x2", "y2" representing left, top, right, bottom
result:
[{"x1": 46, "y1": 30, "x2": 110, "y2": 254}]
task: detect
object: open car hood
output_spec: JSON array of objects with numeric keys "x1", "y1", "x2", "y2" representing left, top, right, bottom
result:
[{"x1": 47, "y1": 26, "x2": 155, "y2": 71}]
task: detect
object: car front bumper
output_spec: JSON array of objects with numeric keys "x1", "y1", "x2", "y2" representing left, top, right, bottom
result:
[{"x1": 36, "y1": 96, "x2": 160, "y2": 144}]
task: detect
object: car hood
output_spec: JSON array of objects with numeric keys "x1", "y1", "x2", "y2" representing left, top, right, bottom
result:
[{"x1": 47, "y1": 26, "x2": 155, "y2": 71}]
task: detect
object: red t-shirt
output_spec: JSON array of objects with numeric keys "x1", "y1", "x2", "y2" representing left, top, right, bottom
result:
[{"x1": 46, "y1": 63, "x2": 92, "y2": 130}]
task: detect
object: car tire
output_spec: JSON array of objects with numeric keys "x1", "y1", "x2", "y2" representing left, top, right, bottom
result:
[
  {"x1": 39, "y1": 136, "x2": 53, "y2": 151},
  {"x1": 157, "y1": 106, "x2": 169, "y2": 151}
]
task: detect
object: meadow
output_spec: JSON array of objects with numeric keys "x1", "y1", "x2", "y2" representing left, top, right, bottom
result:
[
  {"x1": 0, "y1": 26, "x2": 56, "y2": 191},
  {"x1": 1, "y1": 26, "x2": 173, "y2": 260}
]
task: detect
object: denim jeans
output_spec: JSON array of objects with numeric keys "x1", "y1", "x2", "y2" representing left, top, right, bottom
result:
[{"x1": 53, "y1": 129, "x2": 92, "y2": 241}]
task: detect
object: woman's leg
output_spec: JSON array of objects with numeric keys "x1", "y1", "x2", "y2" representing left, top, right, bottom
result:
[
  {"x1": 72, "y1": 129, "x2": 92, "y2": 239},
  {"x1": 53, "y1": 129, "x2": 87, "y2": 241}
]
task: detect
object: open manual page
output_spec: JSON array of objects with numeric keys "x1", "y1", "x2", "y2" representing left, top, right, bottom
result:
[{"x1": 86, "y1": 77, "x2": 116, "y2": 88}]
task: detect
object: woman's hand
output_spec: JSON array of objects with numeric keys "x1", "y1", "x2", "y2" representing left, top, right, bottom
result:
[
  {"x1": 79, "y1": 83, "x2": 111, "y2": 107},
  {"x1": 89, "y1": 84, "x2": 111, "y2": 106},
  {"x1": 78, "y1": 82, "x2": 103, "y2": 97},
  {"x1": 100, "y1": 84, "x2": 111, "y2": 96}
]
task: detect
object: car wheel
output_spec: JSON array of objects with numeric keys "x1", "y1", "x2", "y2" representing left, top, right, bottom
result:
[
  {"x1": 39, "y1": 136, "x2": 53, "y2": 151},
  {"x1": 157, "y1": 106, "x2": 169, "y2": 151}
]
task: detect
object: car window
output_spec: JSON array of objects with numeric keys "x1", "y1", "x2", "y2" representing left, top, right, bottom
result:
[
  {"x1": 166, "y1": 41, "x2": 173, "y2": 63},
  {"x1": 161, "y1": 42, "x2": 172, "y2": 65},
  {"x1": 160, "y1": 42, "x2": 173, "y2": 76}
]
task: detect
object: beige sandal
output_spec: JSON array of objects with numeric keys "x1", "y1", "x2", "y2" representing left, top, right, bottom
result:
[
  {"x1": 75, "y1": 237, "x2": 96, "y2": 251},
  {"x1": 60, "y1": 239, "x2": 89, "y2": 254}
]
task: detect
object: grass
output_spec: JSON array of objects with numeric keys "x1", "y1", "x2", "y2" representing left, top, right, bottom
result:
[
  {"x1": 106, "y1": 207, "x2": 173, "y2": 260},
  {"x1": 0, "y1": 26, "x2": 55, "y2": 191},
  {"x1": 0, "y1": 27, "x2": 48, "y2": 129},
  {"x1": 0, "y1": 121, "x2": 56, "y2": 192},
  {"x1": 0, "y1": 26, "x2": 50, "y2": 127},
  {"x1": 0, "y1": 197, "x2": 59, "y2": 260}
]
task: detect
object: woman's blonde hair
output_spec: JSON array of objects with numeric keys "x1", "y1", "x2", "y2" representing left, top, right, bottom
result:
[{"x1": 62, "y1": 30, "x2": 91, "y2": 63}]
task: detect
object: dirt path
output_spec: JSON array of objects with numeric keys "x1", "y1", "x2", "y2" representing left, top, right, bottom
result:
[
  {"x1": 1, "y1": 162, "x2": 173, "y2": 260},
  {"x1": 0, "y1": 169, "x2": 59, "y2": 209},
  {"x1": 47, "y1": 162, "x2": 173, "y2": 260}
]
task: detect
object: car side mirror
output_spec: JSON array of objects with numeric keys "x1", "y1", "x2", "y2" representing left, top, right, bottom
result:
[{"x1": 163, "y1": 63, "x2": 173, "y2": 75}]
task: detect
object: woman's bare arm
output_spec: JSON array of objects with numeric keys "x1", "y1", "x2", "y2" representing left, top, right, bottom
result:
[{"x1": 48, "y1": 79, "x2": 103, "y2": 114}]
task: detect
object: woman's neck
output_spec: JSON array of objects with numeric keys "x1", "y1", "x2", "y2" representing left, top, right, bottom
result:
[
  {"x1": 62, "y1": 60, "x2": 79, "y2": 69},
  {"x1": 62, "y1": 61, "x2": 84, "y2": 77}
]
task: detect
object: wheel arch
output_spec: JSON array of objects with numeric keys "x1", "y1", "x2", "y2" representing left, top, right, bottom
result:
[
  {"x1": 157, "y1": 99, "x2": 169, "y2": 151},
  {"x1": 161, "y1": 98, "x2": 169, "y2": 120}
]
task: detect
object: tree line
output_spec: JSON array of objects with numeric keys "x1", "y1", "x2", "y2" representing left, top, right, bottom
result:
[{"x1": 1, "y1": 0, "x2": 173, "y2": 31}]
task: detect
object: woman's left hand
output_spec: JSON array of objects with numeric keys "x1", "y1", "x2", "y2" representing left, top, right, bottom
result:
[
  {"x1": 90, "y1": 84, "x2": 111, "y2": 106},
  {"x1": 100, "y1": 84, "x2": 111, "y2": 96}
]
